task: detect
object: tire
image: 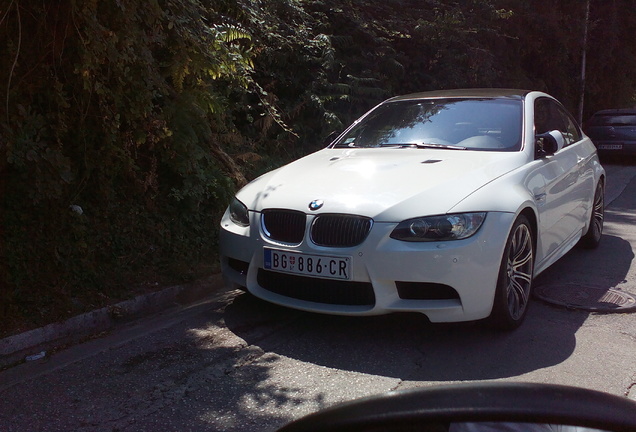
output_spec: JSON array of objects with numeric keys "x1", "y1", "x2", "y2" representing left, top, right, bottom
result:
[
  {"x1": 489, "y1": 215, "x2": 534, "y2": 330},
  {"x1": 579, "y1": 181, "x2": 604, "y2": 249}
]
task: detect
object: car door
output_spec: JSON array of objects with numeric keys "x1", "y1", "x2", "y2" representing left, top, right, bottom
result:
[{"x1": 532, "y1": 97, "x2": 590, "y2": 263}]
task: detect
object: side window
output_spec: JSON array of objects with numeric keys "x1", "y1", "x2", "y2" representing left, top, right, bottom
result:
[
  {"x1": 534, "y1": 98, "x2": 582, "y2": 147},
  {"x1": 556, "y1": 106, "x2": 582, "y2": 145}
]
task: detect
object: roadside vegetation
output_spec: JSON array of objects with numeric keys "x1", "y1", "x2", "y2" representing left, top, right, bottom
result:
[{"x1": 1, "y1": 0, "x2": 635, "y2": 337}]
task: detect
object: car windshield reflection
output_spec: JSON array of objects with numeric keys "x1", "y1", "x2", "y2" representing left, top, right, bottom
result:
[{"x1": 332, "y1": 98, "x2": 523, "y2": 151}]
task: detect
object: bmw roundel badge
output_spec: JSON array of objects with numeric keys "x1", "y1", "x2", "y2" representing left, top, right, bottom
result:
[{"x1": 309, "y1": 199, "x2": 324, "y2": 211}]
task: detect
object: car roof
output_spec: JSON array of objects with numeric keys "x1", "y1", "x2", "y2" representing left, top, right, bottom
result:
[
  {"x1": 387, "y1": 88, "x2": 532, "y2": 102},
  {"x1": 591, "y1": 108, "x2": 636, "y2": 116}
]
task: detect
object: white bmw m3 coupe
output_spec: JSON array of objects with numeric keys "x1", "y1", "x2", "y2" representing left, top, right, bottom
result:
[{"x1": 219, "y1": 89, "x2": 605, "y2": 329}]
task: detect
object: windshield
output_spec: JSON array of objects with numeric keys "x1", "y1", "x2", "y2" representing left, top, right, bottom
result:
[{"x1": 332, "y1": 98, "x2": 523, "y2": 151}]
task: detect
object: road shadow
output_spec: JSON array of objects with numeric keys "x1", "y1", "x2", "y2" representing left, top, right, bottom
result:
[
  {"x1": 0, "y1": 302, "x2": 316, "y2": 432},
  {"x1": 534, "y1": 233, "x2": 635, "y2": 301},
  {"x1": 224, "y1": 294, "x2": 567, "y2": 381}
]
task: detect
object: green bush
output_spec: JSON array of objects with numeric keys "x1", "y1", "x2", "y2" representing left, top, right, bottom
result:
[{"x1": 0, "y1": 0, "x2": 263, "y2": 333}]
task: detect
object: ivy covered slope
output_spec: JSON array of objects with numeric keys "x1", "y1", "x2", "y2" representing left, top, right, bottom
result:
[
  {"x1": 0, "y1": 0, "x2": 265, "y2": 334},
  {"x1": 1, "y1": 0, "x2": 635, "y2": 336}
]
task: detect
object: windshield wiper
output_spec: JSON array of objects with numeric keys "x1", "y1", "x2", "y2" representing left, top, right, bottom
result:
[
  {"x1": 416, "y1": 143, "x2": 467, "y2": 150},
  {"x1": 380, "y1": 143, "x2": 467, "y2": 150}
]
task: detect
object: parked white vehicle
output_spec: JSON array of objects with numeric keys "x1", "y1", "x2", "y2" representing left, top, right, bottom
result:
[{"x1": 219, "y1": 89, "x2": 605, "y2": 329}]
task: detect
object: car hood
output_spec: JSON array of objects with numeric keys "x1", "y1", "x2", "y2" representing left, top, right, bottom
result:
[{"x1": 237, "y1": 148, "x2": 525, "y2": 221}]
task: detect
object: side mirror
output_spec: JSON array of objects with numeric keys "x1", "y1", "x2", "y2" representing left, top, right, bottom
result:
[{"x1": 536, "y1": 130, "x2": 565, "y2": 157}]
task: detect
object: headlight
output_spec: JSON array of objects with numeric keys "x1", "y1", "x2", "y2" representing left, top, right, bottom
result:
[
  {"x1": 229, "y1": 197, "x2": 250, "y2": 227},
  {"x1": 390, "y1": 212, "x2": 486, "y2": 242}
]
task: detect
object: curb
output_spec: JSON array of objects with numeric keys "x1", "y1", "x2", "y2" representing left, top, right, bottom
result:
[{"x1": 0, "y1": 274, "x2": 225, "y2": 370}]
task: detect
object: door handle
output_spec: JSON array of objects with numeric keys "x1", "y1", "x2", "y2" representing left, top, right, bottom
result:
[{"x1": 534, "y1": 193, "x2": 547, "y2": 203}]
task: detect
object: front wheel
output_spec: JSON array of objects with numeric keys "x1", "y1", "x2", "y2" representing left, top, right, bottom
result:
[{"x1": 489, "y1": 215, "x2": 534, "y2": 330}]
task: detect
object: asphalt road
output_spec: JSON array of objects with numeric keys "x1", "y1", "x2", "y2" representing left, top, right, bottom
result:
[{"x1": 1, "y1": 163, "x2": 636, "y2": 432}]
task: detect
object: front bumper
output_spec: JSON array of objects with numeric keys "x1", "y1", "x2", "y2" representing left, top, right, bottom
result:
[{"x1": 219, "y1": 209, "x2": 515, "y2": 322}]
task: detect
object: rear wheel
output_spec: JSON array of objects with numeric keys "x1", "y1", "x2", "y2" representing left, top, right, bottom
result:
[
  {"x1": 579, "y1": 181, "x2": 604, "y2": 249},
  {"x1": 489, "y1": 215, "x2": 534, "y2": 330}
]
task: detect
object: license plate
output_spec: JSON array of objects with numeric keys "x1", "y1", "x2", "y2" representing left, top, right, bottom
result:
[
  {"x1": 598, "y1": 144, "x2": 623, "y2": 150},
  {"x1": 264, "y1": 248, "x2": 351, "y2": 280}
]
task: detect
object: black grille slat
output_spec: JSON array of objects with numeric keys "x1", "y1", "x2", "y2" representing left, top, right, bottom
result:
[
  {"x1": 262, "y1": 210, "x2": 306, "y2": 244},
  {"x1": 258, "y1": 269, "x2": 375, "y2": 306},
  {"x1": 311, "y1": 214, "x2": 372, "y2": 247}
]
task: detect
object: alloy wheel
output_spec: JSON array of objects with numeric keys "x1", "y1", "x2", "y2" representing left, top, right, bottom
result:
[
  {"x1": 592, "y1": 183, "x2": 604, "y2": 237},
  {"x1": 505, "y1": 223, "x2": 534, "y2": 320}
]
